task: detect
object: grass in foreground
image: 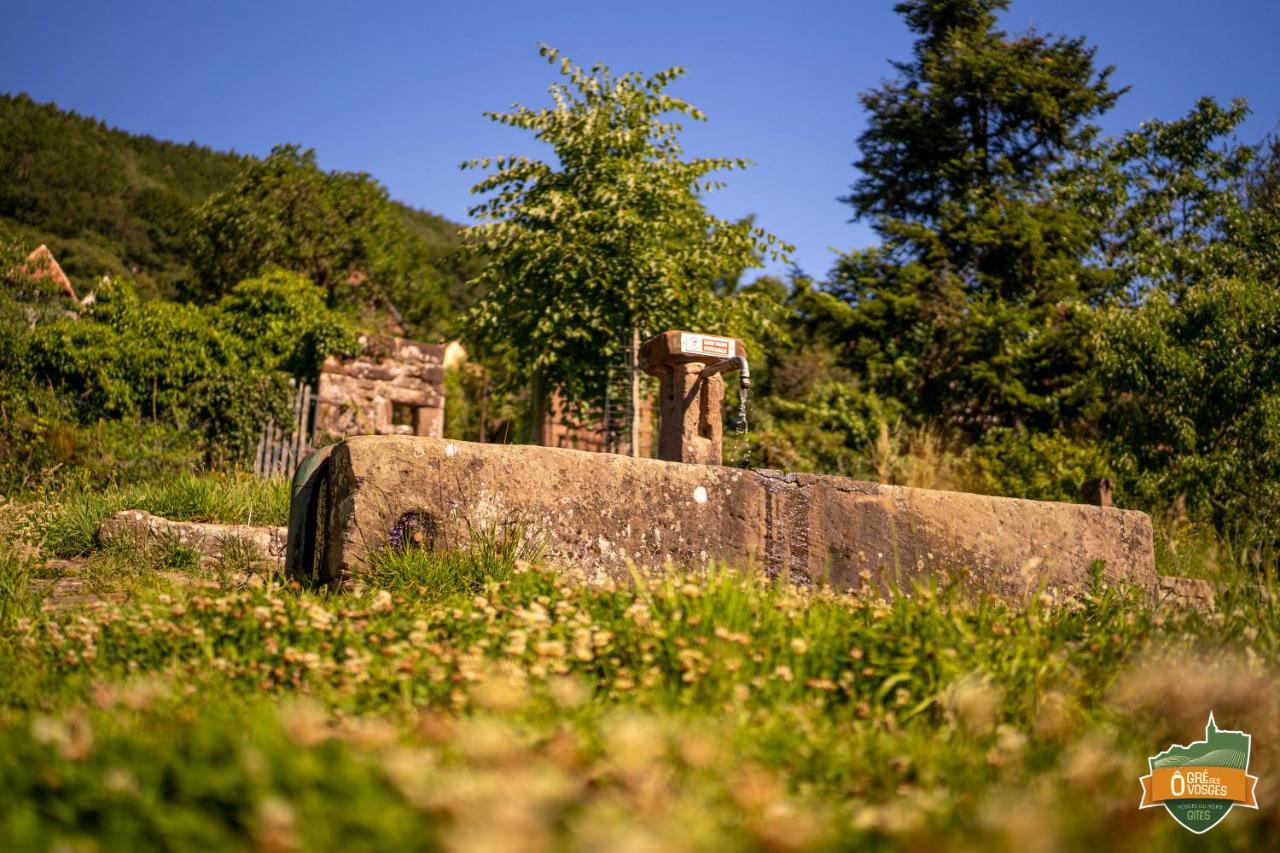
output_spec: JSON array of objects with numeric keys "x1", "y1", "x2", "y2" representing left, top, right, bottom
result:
[{"x1": 1, "y1": 520, "x2": 1278, "y2": 851}]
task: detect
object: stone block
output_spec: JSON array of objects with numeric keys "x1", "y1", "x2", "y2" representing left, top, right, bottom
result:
[
  {"x1": 639, "y1": 330, "x2": 748, "y2": 373},
  {"x1": 295, "y1": 436, "x2": 1156, "y2": 601},
  {"x1": 101, "y1": 510, "x2": 286, "y2": 566},
  {"x1": 330, "y1": 361, "x2": 400, "y2": 382},
  {"x1": 1157, "y1": 576, "x2": 1218, "y2": 611},
  {"x1": 414, "y1": 406, "x2": 443, "y2": 438}
]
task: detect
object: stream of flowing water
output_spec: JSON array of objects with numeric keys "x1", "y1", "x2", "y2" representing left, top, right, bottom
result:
[{"x1": 734, "y1": 384, "x2": 752, "y2": 469}]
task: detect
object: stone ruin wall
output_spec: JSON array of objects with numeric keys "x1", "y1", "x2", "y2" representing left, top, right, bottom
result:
[{"x1": 315, "y1": 335, "x2": 446, "y2": 440}]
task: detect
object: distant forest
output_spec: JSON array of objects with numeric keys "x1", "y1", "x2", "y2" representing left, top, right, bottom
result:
[{"x1": 0, "y1": 93, "x2": 465, "y2": 303}]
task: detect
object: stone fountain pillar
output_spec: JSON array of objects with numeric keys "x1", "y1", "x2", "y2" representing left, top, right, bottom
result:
[{"x1": 639, "y1": 331, "x2": 748, "y2": 466}]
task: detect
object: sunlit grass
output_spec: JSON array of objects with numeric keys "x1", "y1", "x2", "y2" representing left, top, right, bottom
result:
[
  {"x1": 1, "y1": 491, "x2": 1276, "y2": 850},
  {"x1": 364, "y1": 520, "x2": 544, "y2": 600},
  {"x1": 22, "y1": 472, "x2": 290, "y2": 558}
]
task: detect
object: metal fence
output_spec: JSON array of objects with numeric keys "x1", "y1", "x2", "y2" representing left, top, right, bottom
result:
[{"x1": 541, "y1": 355, "x2": 658, "y2": 457}]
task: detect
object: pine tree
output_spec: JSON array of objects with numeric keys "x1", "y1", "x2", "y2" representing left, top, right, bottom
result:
[{"x1": 834, "y1": 0, "x2": 1122, "y2": 433}]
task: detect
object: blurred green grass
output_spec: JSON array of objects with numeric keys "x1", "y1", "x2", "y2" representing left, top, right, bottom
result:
[{"x1": 1, "y1": 504, "x2": 1277, "y2": 850}]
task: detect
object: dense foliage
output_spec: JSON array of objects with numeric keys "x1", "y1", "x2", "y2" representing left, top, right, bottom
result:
[
  {"x1": 5, "y1": 5, "x2": 1280, "y2": 845},
  {"x1": 0, "y1": 93, "x2": 246, "y2": 297},
  {"x1": 1098, "y1": 277, "x2": 1280, "y2": 563},
  {"x1": 5, "y1": 0, "x2": 1280, "y2": 564},
  {"x1": 0, "y1": 98, "x2": 470, "y2": 490},
  {"x1": 735, "y1": 0, "x2": 1280, "y2": 564},
  {"x1": 0, "y1": 260, "x2": 355, "y2": 487},
  {"x1": 188, "y1": 146, "x2": 462, "y2": 339},
  {"x1": 0, "y1": 94, "x2": 470, "y2": 335},
  {"x1": 835, "y1": 0, "x2": 1121, "y2": 435}
]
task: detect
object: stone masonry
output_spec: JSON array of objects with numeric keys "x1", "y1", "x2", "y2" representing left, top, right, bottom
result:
[
  {"x1": 315, "y1": 334, "x2": 445, "y2": 440},
  {"x1": 101, "y1": 510, "x2": 287, "y2": 567},
  {"x1": 298, "y1": 435, "x2": 1156, "y2": 601}
]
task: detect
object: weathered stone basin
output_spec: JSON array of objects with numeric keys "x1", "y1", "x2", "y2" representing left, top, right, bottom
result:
[{"x1": 286, "y1": 435, "x2": 1155, "y2": 601}]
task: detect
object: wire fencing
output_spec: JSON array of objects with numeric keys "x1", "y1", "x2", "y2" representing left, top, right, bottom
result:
[{"x1": 540, "y1": 353, "x2": 659, "y2": 457}]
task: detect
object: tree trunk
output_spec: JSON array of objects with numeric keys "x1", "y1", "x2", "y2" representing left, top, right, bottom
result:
[
  {"x1": 478, "y1": 366, "x2": 488, "y2": 444},
  {"x1": 629, "y1": 325, "x2": 641, "y2": 457},
  {"x1": 529, "y1": 370, "x2": 547, "y2": 446}
]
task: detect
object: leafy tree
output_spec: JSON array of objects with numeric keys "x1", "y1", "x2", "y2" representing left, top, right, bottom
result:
[
  {"x1": 1097, "y1": 277, "x2": 1280, "y2": 557},
  {"x1": 1072, "y1": 97, "x2": 1261, "y2": 299},
  {"x1": 1242, "y1": 127, "x2": 1280, "y2": 283},
  {"x1": 187, "y1": 145, "x2": 442, "y2": 325},
  {"x1": 728, "y1": 275, "x2": 893, "y2": 474},
  {"x1": 462, "y1": 46, "x2": 789, "y2": 426},
  {"x1": 833, "y1": 0, "x2": 1122, "y2": 434},
  {"x1": 1087, "y1": 102, "x2": 1280, "y2": 551},
  {"x1": 214, "y1": 269, "x2": 359, "y2": 381}
]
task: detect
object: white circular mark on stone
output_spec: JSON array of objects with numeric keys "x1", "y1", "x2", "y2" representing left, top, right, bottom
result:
[
  {"x1": 445, "y1": 443, "x2": 458, "y2": 458},
  {"x1": 692, "y1": 485, "x2": 708, "y2": 504}
]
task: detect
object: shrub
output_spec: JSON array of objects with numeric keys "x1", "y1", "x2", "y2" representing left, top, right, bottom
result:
[
  {"x1": 962, "y1": 427, "x2": 1115, "y2": 503},
  {"x1": 14, "y1": 271, "x2": 354, "y2": 474},
  {"x1": 212, "y1": 269, "x2": 358, "y2": 381},
  {"x1": 1097, "y1": 277, "x2": 1280, "y2": 559}
]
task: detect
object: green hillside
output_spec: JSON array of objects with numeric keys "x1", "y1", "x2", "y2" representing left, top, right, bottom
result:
[{"x1": 0, "y1": 93, "x2": 464, "y2": 300}]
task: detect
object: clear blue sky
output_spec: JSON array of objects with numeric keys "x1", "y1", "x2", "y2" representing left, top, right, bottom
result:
[{"x1": 4, "y1": 1, "x2": 1278, "y2": 279}]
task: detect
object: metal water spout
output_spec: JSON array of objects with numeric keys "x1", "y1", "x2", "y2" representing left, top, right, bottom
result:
[
  {"x1": 700, "y1": 353, "x2": 751, "y2": 433},
  {"x1": 639, "y1": 331, "x2": 749, "y2": 466},
  {"x1": 699, "y1": 353, "x2": 751, "y2": 386}
]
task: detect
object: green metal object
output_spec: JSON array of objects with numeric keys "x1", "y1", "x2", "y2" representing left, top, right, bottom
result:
[{"x1": 285, "y1": 444, "x2": 334, "y2": 583}]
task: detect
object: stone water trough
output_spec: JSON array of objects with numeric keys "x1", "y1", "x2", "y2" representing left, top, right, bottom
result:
[{"x1": 286, "y1": 435, "x2": 1155, "y2": 600}]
